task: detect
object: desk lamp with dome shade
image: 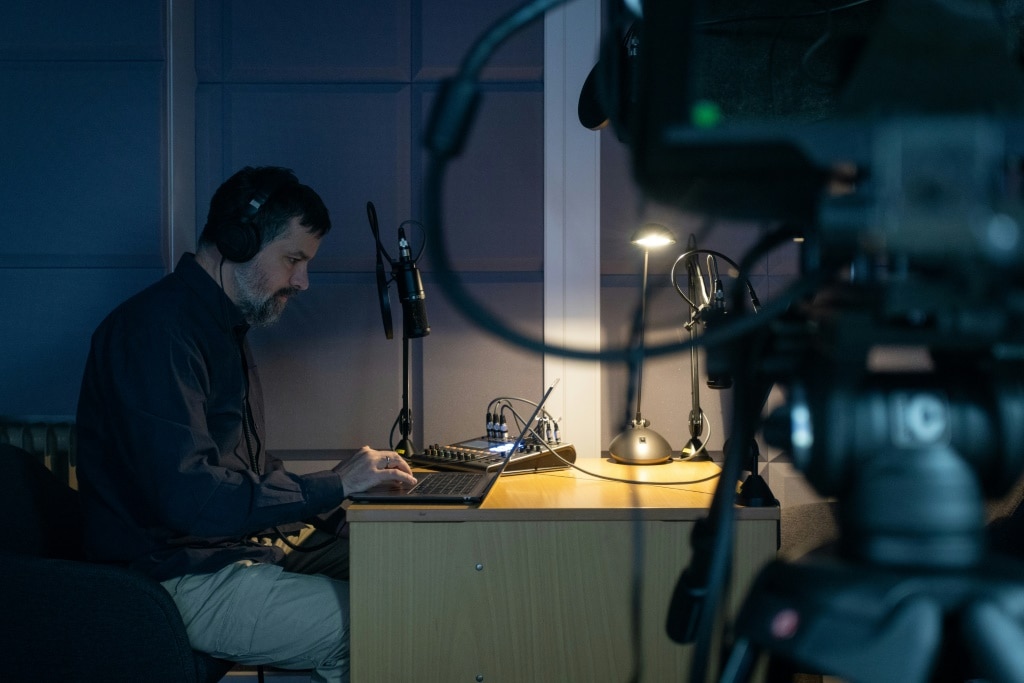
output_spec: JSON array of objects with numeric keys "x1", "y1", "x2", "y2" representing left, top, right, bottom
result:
[{"x1": 608, "y1": 223, "x2": 676, "y2": 465}]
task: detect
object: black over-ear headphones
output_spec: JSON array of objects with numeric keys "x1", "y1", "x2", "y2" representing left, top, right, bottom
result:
[{"x1": 215, "y1": 188, "x2": 271, "y2": 263}]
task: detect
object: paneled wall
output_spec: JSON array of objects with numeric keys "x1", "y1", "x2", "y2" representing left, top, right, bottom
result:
[
  {"x1": 0, "y1": 0, "x2": 549, "y2": 457},
  {"x1": 0, "y1": 0, "x2": 168, "y2": 418},
  {"x1": 0, "y1": 1, "x2": 808, "y2": 504}
]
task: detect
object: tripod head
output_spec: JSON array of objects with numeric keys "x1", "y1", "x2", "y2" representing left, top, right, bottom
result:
[{"x1": 761, "y1": 279, "x2": 1024, "y2": 568}]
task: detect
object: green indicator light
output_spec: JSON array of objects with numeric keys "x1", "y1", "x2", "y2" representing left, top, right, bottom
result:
[{"x1": 691, "y1": 100, "x2": 722, "y2": 128}]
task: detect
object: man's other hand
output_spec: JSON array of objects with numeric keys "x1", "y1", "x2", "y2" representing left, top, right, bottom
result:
[{"x1": 333, "y1": 446, "x2": 417, "y2": 494}]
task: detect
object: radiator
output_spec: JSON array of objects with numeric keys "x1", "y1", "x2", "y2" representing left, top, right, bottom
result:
[{"x1": 0, "y1": 420, "x2": 77, "y2": 488}]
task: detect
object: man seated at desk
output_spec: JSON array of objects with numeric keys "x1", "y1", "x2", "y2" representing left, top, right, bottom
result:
[{"x1": 76, "y1": 165, "x2": 416, "y2": 683}]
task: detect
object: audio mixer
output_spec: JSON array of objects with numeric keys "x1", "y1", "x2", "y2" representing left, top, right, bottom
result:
[{"x1": 409, "y1": 437, "x2": 576, "y2": 474}]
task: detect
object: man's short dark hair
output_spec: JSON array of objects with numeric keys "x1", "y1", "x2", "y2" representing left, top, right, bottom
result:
[{"x1": 200, "y1": 166, "x2": 331, "y2": 253}]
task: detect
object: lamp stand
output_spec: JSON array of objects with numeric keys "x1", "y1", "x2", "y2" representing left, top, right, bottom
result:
[{"x1": 610, "y1": 247, "x2": 672, "y2": 465}]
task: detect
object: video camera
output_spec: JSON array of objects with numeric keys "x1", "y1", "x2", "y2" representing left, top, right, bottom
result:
[
  {"x1": 592, "y1": 1, "x2": 1024, "y2": 680},
  {"x1": 596, "y1": 0, "x2": 1024, "y2": 522}
]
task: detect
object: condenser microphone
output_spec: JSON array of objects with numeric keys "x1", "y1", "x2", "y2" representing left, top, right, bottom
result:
[{"x1": 394, "y1": 227, "x2": 430, "y2": 338}]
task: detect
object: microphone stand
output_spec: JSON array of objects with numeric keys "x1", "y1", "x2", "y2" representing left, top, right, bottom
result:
[
  {"x1": 682, "y1": 305, "x2": 709, "y2": 460},
  {"x1": 734, "y1": 380, "x2": 778, "y2": 507},
  {"x1": 396, "y1": 328, "x2": 415, "y2": 457},
  {"x1": 367, "y1": 201, "x2": 423, "y2": 459},
  {"x1": 682, "y1": 241, "x2": 710, "y2": 461},
  {"x1": 394, "y1": 225, "x2": 429, "y2": 458}
]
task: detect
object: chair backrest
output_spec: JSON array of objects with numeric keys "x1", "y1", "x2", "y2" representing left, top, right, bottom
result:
[{"x1": 0, "y1": 443, "x2": 83, "y2": 560}]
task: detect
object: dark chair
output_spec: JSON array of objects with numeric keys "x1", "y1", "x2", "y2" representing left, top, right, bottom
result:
[{"x1": 0, "y1": 443, "x2": 235, "y2": 682}]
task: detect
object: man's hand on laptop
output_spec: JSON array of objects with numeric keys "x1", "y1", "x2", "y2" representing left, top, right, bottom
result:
[{"x1": 333, "y1": 446, "x2": 417, "y2": 494}]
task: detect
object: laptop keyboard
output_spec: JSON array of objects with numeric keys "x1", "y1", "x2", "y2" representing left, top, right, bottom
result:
[{"x1": 415, "y1": 472, "x2": 483, "y2": 495}]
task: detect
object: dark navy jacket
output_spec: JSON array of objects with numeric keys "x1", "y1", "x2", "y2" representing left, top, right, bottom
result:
[{"x1": 77, "y1": 253, "x2": 345, "y2": 581}]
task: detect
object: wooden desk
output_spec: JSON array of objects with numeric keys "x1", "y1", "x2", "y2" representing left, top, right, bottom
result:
[{"x1": 346, "y1": 458, "x2": 778, "y2": 683}]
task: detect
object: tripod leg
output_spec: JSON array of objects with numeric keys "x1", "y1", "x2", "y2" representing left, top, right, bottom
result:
[
  {"x1": 719, "y1": 637, "x2": 761, "y2": 683},
  {"x1": 961, "y1": 599, "x2": 1024, "y2": 683}
]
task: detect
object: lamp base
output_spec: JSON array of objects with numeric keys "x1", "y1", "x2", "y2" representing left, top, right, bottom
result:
[
  {"x1": 681, "y1": 437, "x2": 712, "y2": 462},
  {"x1": 609, "y1": 423, "x2": 673, "y2": 465}
]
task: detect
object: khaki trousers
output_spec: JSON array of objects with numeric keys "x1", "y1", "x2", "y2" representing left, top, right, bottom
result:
[{"x1": 160, "y1": 526, "x2": 350, "y2": 683}]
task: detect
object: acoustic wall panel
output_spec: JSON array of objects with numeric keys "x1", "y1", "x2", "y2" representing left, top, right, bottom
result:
[
  {"x1": 0, "y1": 0, "x2": 163, "y2": 60},
  {"x1": 421, "y1": 275, "x2": 544, "y2": 450},
  {"x1": 0, "y1": 1, "x2": 167, "y2": 420},
  {"x1": 0, "y1": 62, "x2": 164, "y2": 266},
  {"x1": 0, "y1": 267, "x2": 164, "y2": 416},
  {"x1": 251, "y1": 274, "x2": 545, "y2": 451},
  {"x1": 196, "y1": 0, "x2": 411, "y2": 83},
  {"x1": 415, "y1": 0, "x2": 544, "y2": 80},
  {"x1": 249, "y1": 274, "x2": 404, "y2": 450},
  {"x1": 415, "y1": 85, "x2": 544, "y2": 272}
]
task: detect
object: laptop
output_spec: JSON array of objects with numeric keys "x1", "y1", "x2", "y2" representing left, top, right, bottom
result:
[{"x1": 348, "y1": 382, "x2": 557, "y2": 504}]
